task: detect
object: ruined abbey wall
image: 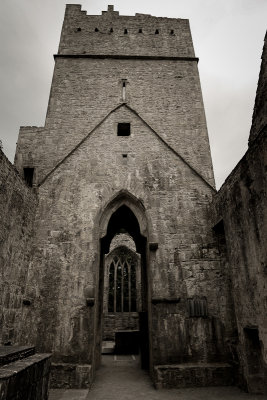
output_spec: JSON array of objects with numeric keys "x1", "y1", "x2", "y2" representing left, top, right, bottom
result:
[
  {"x1": 15, "y1": 104, "x2": 235, "y2": 365},
  {"x1": 1, "y1": 4, "x2": 265, "y2": 392},
  {"x1": 0, "y1": 149, "x2": 37, "y2": 345},
  {"x1": 10, "y1": 6, "x2": 236, "y2": 381},
  {"x1": 15, "y1": 5, "x2": 214, "y2": 187},
  {"x1": 58, "y1": 5, "x2": 195, "y2": 57},
  {"x1": 211, "y1": 34, "x2": 267, "y2": 393},
  {"x1": 211, "y1": 131, "x2": 267, "y2": 392}
]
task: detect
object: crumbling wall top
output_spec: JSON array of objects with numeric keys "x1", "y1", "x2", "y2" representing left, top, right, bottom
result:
[
  {"x1": 58, "y1": 4, "x2": 195, "y2": 58},
  {"x1": 249, "y1": 31, "x2": 267, "y2": 145}
]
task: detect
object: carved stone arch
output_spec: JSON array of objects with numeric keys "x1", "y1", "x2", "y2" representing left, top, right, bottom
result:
[
  {"x1": 98, "y1": 190, "x2": 149, "y2": 239},
  {"x1": 94, "y1": 190, "x2": 152, "y2": 370},
  {"x1": 105, "y1": 244, "x2": 140, "y2": 265}
]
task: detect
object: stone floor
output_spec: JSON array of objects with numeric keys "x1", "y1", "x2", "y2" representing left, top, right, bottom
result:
[
  {"x1": 49, "y1": 355, "x2": 264, "y2": 400},
  {"x1": 49, "y1": 390, "x2": 88, "y2": 400}
]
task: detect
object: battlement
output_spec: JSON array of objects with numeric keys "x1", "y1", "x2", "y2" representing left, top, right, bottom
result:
[
  {"x1": 58, "y1": 5, "x2": 195, "y2": 58},
  {"x1": 102, "y1": 4, "x2": 119, "y2": 16}
]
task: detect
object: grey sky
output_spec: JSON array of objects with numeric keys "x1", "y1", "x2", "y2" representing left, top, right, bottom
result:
[{"x1": 0, "y1": 0, "x2": 266, "y2": 188}]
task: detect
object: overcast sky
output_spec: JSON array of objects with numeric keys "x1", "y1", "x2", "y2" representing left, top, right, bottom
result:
[{"x1": 0, "y1": 0, "x2": 266, "y2": 188}]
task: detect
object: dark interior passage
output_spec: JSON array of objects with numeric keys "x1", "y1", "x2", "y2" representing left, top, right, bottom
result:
[
  {"x1": 98, "y1": 205, "x2": 149, "y2": 369},
  {"x1": 244, "y1": 327, "x2": 265, "y2": 393}
]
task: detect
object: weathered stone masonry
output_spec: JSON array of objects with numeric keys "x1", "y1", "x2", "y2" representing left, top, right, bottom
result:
[
  {"x1": 210, "y1": 131, "x2": 267, "y2": 394},
  {"x1": 0, "y1": 346, "x2": 51, "y2": 400},
  {"x1": 13, "y1": 4, "x2": 235, "y2": 388},
  {"x1": 210, "y1": 32, "x2": 267, "y2": 394},
  {"x1": 0, "y1": 5, "x2": 266, "y2": 394},
  {"x1": 0, "y1": 149, "x2": 37, "y2": 346}
]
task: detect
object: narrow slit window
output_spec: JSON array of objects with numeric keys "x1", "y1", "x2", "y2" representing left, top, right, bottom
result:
[
  {"x1": 116, "y1": 265, "x2": 122, "y2": 312},
  {"x1": 117, "y1": 123, "x2": 130, "y2": 136},
  {"x1": 110, "y1": 28, "x2": 113, "y2": 33},
  {"x1": 24, "y1": 168, "x2": 34, "y2": 187},
  {"x1": 124, "y1": 29, "x2": 128, "y2": 34},
  {"x1": 122, "y1": 80, "x2": 127, "y2": 101},
  {"x1": 170, "y1": 29, "x2": 174, "y2": 35},
  {"x1": 108, "y1": 263, "x2": 115, "y2": 312},
  {"x1": 155, "y1": 29, "x2": 159, "y2": 34},
  {"x1": 138, "y1": 28, "x2": 143, "y2": 33}
]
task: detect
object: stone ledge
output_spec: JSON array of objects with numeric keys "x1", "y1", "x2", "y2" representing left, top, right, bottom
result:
[
  {"x1": 54, "y1": 54, "x2": 199, "y2": 62},
  {"x1": 154, "y1": 363, "x2": 234, "y2": 389},
  {"x1": 0, "y1": 345, "x2": 35, "y2": 367},
  {"x1": 0, "y1": 353, "x2": 51, "y2": 379},
  {"x1": 50, "y1": 363, "x2": 92, "y2": 389},
  {"x1": 0, "y1": 353, "x2": 51, "y2": 400}
]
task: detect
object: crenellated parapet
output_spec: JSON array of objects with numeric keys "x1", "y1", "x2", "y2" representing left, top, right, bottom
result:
[{"x1": 58, "y1": 4, "x2": 195, "y2": 58}]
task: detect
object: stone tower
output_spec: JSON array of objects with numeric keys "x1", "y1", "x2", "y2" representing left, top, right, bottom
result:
[{"x1": 13, "y1": 5, "x2": 236, "y2": 388}]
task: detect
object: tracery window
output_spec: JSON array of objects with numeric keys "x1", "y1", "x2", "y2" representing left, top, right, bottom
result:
[{"x1": 108, "y1": 254, "x2": 137, "y2": 312}]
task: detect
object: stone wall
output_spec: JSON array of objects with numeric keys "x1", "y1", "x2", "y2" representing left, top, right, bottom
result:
[
  {"x1": 154, "y1": 363, "x2": 234, "y2": 389},
  {"x1": 15, "y1": 57, "x2": 214, "y2": 188},
  {"x1": 210, "y1": 32, "x2": 267, "y2": 394},
  {"x1": 103, "y1": 313, "x2": 139, "y2": 341},
  {"x1": 210, "y1": 130, "x2": 267, "y2": 393},
  {"x1": 14, "y1": 126, "x2": 44, "y2": 186},
  {"x1": 15, "y1": 6, "x2": 214, "y2": 188},
  {"x1": 14, "y1": 104, "x2": 236, "y2": 369},
  {"x1": 0, "y1": 149, "x2": 37, "y2": 346},
  {"x1": 249, "y1": 32, "x2": 267, "y2": 144},
  {"x1": 58, "y1": 5, "x2": 195, "y2": 58}
]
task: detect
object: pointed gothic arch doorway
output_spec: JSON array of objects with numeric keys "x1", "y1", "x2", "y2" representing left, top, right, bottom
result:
[{"x1": 96, "y1": 194, "x2": 151, "y2": 371}]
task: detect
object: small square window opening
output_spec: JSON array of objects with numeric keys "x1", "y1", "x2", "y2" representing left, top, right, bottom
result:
[{"x1": 117, "y1": 123, "x2": 130, "y2": 136}]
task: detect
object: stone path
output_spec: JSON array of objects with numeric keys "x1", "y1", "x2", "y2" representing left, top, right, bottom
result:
[
  {"x1": 49, "y1": 355, "x2": 264, "y2": 400},
  {"x1": 49, "y1": 390, "x2": 88, "y2": 400}
]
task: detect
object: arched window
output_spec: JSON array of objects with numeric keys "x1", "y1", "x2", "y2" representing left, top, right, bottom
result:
[{"x1": 108, "y1": 252, "x2": 137, "y2": 312}]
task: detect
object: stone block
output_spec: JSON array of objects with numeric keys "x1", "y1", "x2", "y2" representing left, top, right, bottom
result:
[
  {"x1": 0, "y1": 353, "x2": 51, "y2": 400},
  {"x1": 0, "y1": 346, "x2": 35, "y2": 367},
  {"x1": 154, "y1": 363, "x2": 234, "y2": 389},
  {"x1": 50, "y1": 363, "x2": 92, "y2": 389}
]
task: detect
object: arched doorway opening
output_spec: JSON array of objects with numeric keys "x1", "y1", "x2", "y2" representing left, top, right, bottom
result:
[{"x1": 96, "y1": 199, "x2": 150, "y2": 370}]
